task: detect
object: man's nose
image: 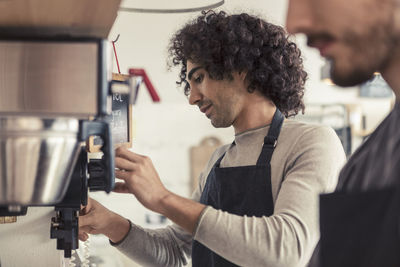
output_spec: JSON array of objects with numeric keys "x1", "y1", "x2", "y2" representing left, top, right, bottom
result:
[
  {"x1": 286, "y1": 0, "x2": 314, "y2": 35},
  {"x1": 188, "y1": 86, "x2": 202, "y2": 106}
]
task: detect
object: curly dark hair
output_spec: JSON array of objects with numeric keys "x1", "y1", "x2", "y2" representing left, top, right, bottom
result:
[{"x1": 168, "y1": 10, "x2": 307, "y2": 117}]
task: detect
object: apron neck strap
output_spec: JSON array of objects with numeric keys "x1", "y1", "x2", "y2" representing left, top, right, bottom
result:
[
  {"x1": 256, "y1": 108, "x2": 284, "y2": 165},
  {"x1": 214, "y1": 108, "x2": 284, "y2": 167}
]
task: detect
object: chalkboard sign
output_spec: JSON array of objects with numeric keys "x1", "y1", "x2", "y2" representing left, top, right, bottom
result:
[{"x1": 87, "y1": 73, "x2": 133, "y2": 152}]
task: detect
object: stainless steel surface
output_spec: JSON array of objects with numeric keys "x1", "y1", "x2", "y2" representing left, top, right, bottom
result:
[
  {"x1": 0, "y1": 116, "x2": 81, "y2": 205},
  {"x1": 0, "y1": 41, "x2": 98, "y2": 117}
]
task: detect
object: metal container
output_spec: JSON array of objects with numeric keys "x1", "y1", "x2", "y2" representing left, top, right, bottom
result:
[{"x1": 0, "y1": 116, "x2": 81, "y2": 205}]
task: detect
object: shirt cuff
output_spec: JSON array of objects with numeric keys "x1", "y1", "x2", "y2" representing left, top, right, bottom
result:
[
  {"x1": 193, "y1": 206, "x2": 212, "y2": 239},
  {"x1": 109, "y1": 219, "x2": 133, "y2": 246}
]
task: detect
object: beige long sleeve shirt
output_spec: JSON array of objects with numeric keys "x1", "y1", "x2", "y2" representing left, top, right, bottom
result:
[{"x1": 113, "y1": 120, "x2": 346, "y2": 267}]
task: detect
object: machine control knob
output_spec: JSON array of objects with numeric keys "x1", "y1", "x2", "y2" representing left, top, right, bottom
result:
[{"x1": 88, "y1": 158, "x2": 107, "y2": 191}]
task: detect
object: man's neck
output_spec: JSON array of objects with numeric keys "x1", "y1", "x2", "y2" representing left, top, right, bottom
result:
[
  {"x1": 233, "y1": 95, "x2": 277, "y2": 135},
  {"x1": 381, "y1": 46, "x2": 400, "y2": 101}
]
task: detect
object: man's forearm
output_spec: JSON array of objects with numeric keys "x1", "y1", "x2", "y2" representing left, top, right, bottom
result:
[
  {"x1": 157, "y1": 191, "x2": 207, "y2": 234},
  {"x1": 105, "y1": 213, "x2": 131, "y2": 243}
]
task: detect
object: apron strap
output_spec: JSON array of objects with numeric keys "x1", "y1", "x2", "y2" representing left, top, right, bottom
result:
[
  {"x1": 256, "y1": 108, "x2": 284, "y2": 165},
  {"x1": 214, "y1": 143, "x2": 233, "y2": 167},
  {"x1": 215, "y1": 109, "x2": 284, "y2": 168}
]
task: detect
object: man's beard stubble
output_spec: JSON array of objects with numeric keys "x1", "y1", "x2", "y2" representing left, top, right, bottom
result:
[
  {"x1": 331, "y1": 21, "x2": 396, "y2": 87},
  {"x1": 330, "y1": 60, "x2": 375, "y2": 87}
]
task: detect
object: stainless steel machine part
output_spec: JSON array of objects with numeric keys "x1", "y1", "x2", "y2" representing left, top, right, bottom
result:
[
  {"x1": 0, "y1": 40, "x2": 98, "y2": 118},
  {"x1": 0, "y1": 116, "x2": 81, "y2": 205}
]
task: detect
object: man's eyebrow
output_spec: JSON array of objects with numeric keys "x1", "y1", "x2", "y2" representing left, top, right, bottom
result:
[{"x1": 187, "y1": 66, "x2": 203, "y2": 81}]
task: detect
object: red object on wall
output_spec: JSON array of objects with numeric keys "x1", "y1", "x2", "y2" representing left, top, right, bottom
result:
[{"x1": 129, "y1": 68, "x2": 160, "y2": 102}]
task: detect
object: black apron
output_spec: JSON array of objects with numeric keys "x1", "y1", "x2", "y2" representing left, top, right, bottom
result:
[
  {"x1": 192, "y1": 109, "x2": 284, "y2": 267},
  {"x1": 311, "y1": 186, "x2": 400, "y2": 267}
]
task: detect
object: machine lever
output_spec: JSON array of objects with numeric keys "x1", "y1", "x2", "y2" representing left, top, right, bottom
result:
[{"x1": 50, "y1": 209, "x2": 79, "y2": 258}]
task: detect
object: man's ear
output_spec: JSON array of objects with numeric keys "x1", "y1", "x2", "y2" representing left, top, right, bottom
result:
[{"x1": 237, "y1": 71, "x2": 248, "y2": 82}]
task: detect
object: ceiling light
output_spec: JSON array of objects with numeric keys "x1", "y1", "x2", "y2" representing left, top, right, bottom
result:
[{"x1": 119, "y1": 0, "x2": 224, "y2": 13}]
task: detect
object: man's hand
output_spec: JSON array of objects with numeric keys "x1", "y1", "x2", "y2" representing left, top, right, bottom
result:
[
  {"x1": 79, "y1": 198, "x2": 130, "y2": 243},
  {"x1": 114, "y1": 147, "x2": 206, "y2": 234},
  {"x1": 114, "y1": 147, "x2": 171, "y2": 214}
]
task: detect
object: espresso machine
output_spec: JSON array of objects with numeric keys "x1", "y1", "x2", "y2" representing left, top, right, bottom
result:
[
  {"x1": 0, "y1": 38, "x2": 120, "y2": 258},
  {"x1": 0, "y1": 0, "x2": 127, "y2": 260}
]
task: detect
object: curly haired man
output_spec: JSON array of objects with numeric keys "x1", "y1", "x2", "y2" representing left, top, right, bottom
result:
[{"x1": 79, "y1": 11, "x2": 345, "y2": 267}]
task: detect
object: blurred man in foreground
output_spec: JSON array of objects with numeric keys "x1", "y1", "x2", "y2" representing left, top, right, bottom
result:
[{"x1": 286, "y1": 0, "x2": 400, "y2": 266}]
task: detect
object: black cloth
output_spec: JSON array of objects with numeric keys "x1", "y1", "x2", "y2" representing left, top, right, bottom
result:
[
  {"x1": 310, "y1": 102, "x2": 400, "y2": 267},
  {"x1": 191, "y1": 109, "x2": 284, "y2": 267}
]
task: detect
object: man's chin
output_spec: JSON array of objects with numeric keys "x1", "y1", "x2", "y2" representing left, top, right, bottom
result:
[
  {"x1": 210, "y1": 119, "x2": 232, "y2": 128},
  {"x1": 331, "y1": 69, "x2": 375, "y2": 87}
]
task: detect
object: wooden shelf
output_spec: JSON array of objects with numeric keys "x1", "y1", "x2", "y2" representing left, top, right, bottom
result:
[{"x1": 0, "y1": 0, "x2": 121, "y2": 38}]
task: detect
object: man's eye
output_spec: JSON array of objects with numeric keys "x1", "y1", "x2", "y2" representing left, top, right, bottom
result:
[{"x1": 195, "y1": 74, "x2": 203, "y2": 83}]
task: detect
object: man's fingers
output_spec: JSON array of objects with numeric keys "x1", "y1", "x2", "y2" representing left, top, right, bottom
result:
[
  {"x1": 79, "y1": 225, "x2": 94, "y2": 234},
  {"x1": 87, "y1": 197, "x2": 94, "y2": 207},
  {"x1": 79, "y1": 213, "x2": 94, "y2": 228},
  {"x1": 115, "y1": 147, "x2": 144, "y2": 163},
  {"x1": 115, "y1": 157, "x2": 136, "y2": 171},
  {"x1": 80, "y1": 197, "x2": 96, "y2": 215},
  {"x1": 115, "y1": 169, "x2": 133, "y2": 181},
  {"x1": 78, "y1": 232, "x2": 89, "y2": 242},
  {"x1": 113, "y1": 182, "x2": 130, "y2": 193},
  {"x1": 80, "y1": 204, "x2": 90, "y2": 216}
]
